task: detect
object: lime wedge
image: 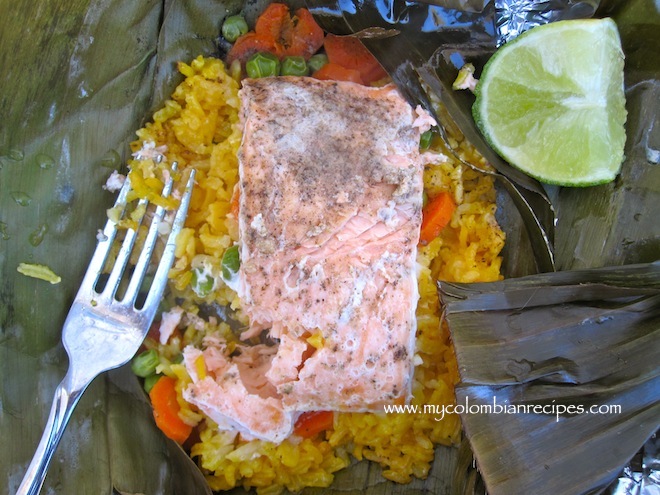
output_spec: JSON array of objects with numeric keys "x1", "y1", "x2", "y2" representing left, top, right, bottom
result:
[{"x1": 473, "y1": 18, "x2": 627, "y2": 187}]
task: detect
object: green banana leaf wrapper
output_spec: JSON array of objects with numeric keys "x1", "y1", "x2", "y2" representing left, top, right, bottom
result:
[
  {"x1": 0, "y1": 0, "x2": 658, "y2": 494},
  {"x1": 440, "y1": 263, "x2": 660, "y2": 495}
]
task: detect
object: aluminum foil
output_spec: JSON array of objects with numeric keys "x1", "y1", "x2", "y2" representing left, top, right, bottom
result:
[
  {"x1": 604, "y1": 433, "x2": 660, "y2": 495},
  {"x1": 415, "y1": 0, "x2": 488, "y2": 12},
  {"x1": 495, "y1": 0, "x2": 600, "y2": 44}
]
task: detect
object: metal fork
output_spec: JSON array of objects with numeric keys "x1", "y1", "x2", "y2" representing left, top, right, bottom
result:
[{"x1": 17, "y1": 165, "x2": 196, "y2": 495}]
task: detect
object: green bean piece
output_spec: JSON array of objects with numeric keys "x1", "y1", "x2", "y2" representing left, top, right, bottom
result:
[
  {"x1": 422, "y1": 190, "x2": 429, "y2": 208},
  {"x1": 246, "y1": 52, "x2": 280, "y2": 78},
  {"x1": 131, "y1": 349, "x2": 160, "y2": 378},
  {"x1": 221, "y1": 244, "x2": 241, "y2": 280},
  {"x1": 222, "y1": 15, "x2": 248, "y2": 43},
  {"x1": 420, "y1": 130, "x2": 433, "y2": 151},
  {"x1": 308, "y1": 53, "x2": 328, "y2": 73},
  {"x1": 143, "y1": 373, "x2": 161, "y2": 394},
  {"x1": 281, "y1": 56, "x2": 309, "y2": 76}
]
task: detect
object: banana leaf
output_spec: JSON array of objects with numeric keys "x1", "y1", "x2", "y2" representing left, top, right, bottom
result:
[
  {"x1": 0, "y1": 1, "x2": 658, "y2": 495},
  {"x1": 439, "y1": 263, "x2": 660, "y2": 495},
  {"x1": 0, "y1": 0, "x2": 222, "y2": 493}
]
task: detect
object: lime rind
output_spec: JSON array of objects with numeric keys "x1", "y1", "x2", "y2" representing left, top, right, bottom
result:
[{"x1": 473, "y1": 18, "x2": 627, "y2": 187}]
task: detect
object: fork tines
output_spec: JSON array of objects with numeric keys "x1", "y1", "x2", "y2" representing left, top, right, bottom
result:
[{"x1": 77, "y1": 165, "x2": 195, "y2": 320}]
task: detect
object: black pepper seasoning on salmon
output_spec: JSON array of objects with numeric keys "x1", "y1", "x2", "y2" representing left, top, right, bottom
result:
[{"x1": 237, "y1": 76, "x2": 429, "y2": 412}]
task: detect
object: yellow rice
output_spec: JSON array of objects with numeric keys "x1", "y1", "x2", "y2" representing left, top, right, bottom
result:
[{"x1": 127, "y1": 55, "x2": 505, "y2": 494}]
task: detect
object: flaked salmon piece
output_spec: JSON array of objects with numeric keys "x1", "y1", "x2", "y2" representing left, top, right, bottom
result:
[
  {"x1": 182, "y1": 342, "x2": 294, "y2": 443},
  {"x1": 237, "y1": 77, "x2": 427, "y2": 412}
]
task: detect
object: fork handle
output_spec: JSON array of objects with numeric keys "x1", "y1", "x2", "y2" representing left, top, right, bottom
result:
[{"x1": 16, "y1": 375, "x2": 87, "y2": 495}]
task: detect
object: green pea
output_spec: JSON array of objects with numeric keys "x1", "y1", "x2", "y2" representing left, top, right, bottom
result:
[
  {"x1": 222, "y1": 15, "x2": 248, "y2": 43},
  {"x1": 308, "y1": 53, "x2": 328, "y2": 73},
  {"x1": 221, "y1": 245, "x2": 240, "y2": 281},
  {"x1": 131, "y1": 349, "x2": 160, "y2": 378},
  {"x1": 246, "y1": 52, "x2": 280, "y2": 78},
  {"x1": 281, "y1": 56, "x2": 309, "y2": 76}
]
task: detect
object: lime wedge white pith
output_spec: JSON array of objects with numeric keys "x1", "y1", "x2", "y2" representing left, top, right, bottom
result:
[{"x1": 473, "y1": 18, "x2": 627, "y2": 187}]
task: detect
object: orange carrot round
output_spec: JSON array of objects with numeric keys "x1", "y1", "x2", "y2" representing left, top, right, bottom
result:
[
  {"x1": 313, "y1": 62, "x2": 364, "y2": 84},
  {"x1": 227, "y1": 32, "x2": 282, "y2": 65},
  {"x1": 323, "y1": 34, "x2": 388, "y2": 85},
  {"x1": 285, "y1": 8, "x2": 325, "y2": 59},
  {"x1": 255, "y1": 2, "x2": 291, "y2": 40},
  {"x1": 419, "y1": 192, "x2": 457, "y2": 245},
  {"x1": 293, "y1": 410, "x2": 334, "y2": 438},
  {"x1": 228, "y1": 4, "x2": 324, "y2": 64},
  {"x1": 149, "y1": 375, "x2": 192, "y2": 444}
]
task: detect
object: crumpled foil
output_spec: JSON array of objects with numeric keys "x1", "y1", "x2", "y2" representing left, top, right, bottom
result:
[
  {"x1": 495, "y1": 0, "x2": 600, "y2": 44},
  {"x1": 604, "y1": 433, "x2": 660, "y2": 495}
]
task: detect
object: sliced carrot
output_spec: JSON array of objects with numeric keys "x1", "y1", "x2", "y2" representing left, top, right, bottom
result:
[
  {"x1": 323, "y1": 34, "x2": 388, "y2": 85},
  {"x1": 255, "y1": 2, "x2": 291, "y2": 40},
  {"x1": 293, "y1": 410, "x2": 334, "y2": 438},
  {"x1": 228, "y1": 5, "x2": 324, "y2": 64},
  {"x1": 227, "y1": 32, "x2": 283, "y2": 65},
  {"x1": 419, "y1": 192, "x2": 457, "y2": 245},
  {"x1": 313, "y1": 62, "x2": 364, "y2": 84},
  {"x1": 285, "y1": 8, "x2": 325, "y2": 59},
  {"x1": 149, "y1": 376, "x2": 192, "y2": 444}
]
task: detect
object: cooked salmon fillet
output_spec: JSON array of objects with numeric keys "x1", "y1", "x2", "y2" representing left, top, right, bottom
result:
[
  {"x1": 183, "y1": 77, "x2": 429, "y2": 441},
  {"x1": 182, "y1": 341, "x2": 295, "y2": 443},
  {"x1": 238, "y1": 77, "x2": 426, "y2": 411}
]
